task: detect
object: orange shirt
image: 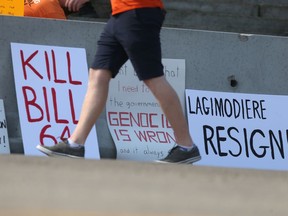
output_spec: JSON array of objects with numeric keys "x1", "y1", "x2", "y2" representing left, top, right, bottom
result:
[
  {"x1": 24, "y1": 0, "x2": 66, "y2": 20},
  {"x1": 111, "y1": 0, "x2": 164, "y2": 15}
]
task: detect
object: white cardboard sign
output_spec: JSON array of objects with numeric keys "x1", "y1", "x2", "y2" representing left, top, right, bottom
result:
[
  {"x1": 186, "y1": 89, "x2": 288, "y2": 171},
  {"x1": 0, "y1": 99, "x2": 10, "y2": 154},
  {"x1": 11, "y1": 43, "x2": 100, "y2": 159},
  {"x1": 106, "y1": 59, "x2": 185, "y2": 161}
]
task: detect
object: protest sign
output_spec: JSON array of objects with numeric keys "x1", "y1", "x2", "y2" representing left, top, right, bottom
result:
[
  {"x1": 0, "y1": 0, "x2": 24, "y2": 16},
  {"x1": 106, "y1": 59, "x2": 185, "y2": 161},
  {"x1": 11, "y1": 43, "x2": 100, "y2": 159},
  {"x1": 0, "y1": 99, "x2": 10, "y2": 154},
  {"x1": 186, "y1": 89, "x2": 288, "y2": 170}
]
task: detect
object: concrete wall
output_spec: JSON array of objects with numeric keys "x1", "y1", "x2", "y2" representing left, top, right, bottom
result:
[
  {"x1": 88, "y1": 0, "x2": 288, "y2": 36},
  {"x1": 163, "y1": 0, "x2": 288, "y2": 36},
  {"x1": 1, "y1": 15, "x2": 288, "y2": 158}
]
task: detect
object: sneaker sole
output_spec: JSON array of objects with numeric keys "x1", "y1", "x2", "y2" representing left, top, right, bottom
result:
[
  {"x1": 155, "y1": 155, "x2": 202, "y2": 164},
  {"x1": 36, "y1": 145, "x2": 83, "y2": 159}
]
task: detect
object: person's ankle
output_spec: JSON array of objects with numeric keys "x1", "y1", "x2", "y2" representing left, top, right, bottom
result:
[
  {"x1": 67, "y1": 138, "x2": 83, "y2": 148},
  {"x1": 177, "y1": 143, "x2": 196, "y2": 151}
]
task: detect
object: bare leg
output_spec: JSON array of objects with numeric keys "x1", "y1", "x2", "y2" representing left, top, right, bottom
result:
[
  {"x1": 69, "y1": 68, "x2": 112, "y2": 145},
  {"x1": 144, "y1": 76, "x2": 193, "y2": 147}
]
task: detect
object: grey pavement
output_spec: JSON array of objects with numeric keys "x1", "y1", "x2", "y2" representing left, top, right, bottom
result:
[{"x1": 0, "y1": 155, "x2": 287, "y2": 216}]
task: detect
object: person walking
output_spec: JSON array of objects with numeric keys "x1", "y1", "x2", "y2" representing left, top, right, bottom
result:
[{"x1": 37, "y1": 0, "x2": 201, "y2": 164}]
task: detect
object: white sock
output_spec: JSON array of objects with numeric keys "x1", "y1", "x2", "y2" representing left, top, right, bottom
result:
[
  {"x1": 177, "y1": 143, "x2": 196, "y2": 151},
  {"x1": 67, "y1": 138, "x2": 83, "y2": 148}
]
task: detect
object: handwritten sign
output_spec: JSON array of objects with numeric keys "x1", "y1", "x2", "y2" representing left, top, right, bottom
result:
[
  {"x1": 11, "y1": 43, "x2": 100, "y2": 159},
  {"x1": 0, "y1": 0, "x2": 24, "y2": 16},
  {"x1": 0, "y1": 99, "x2": 10, "y2": 154},
  {"x1": 106, "y1": 59, "x2": 186, "y2": 161},
  {"x1": 186, "y1": 89, "x2": 288, "y2": 171}
]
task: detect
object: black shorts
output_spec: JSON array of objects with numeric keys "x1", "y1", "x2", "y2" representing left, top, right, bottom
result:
[{"x1": 91, "y1": 8, "x2": 165, "y2": 80}]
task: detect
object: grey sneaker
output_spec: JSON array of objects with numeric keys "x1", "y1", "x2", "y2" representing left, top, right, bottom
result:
[
  {"x1": 156, "y1": 145, "x2": 201, "y2": 164},
  {"x1": 36, "y1": 139, "x2": 85, "y2": 158}
]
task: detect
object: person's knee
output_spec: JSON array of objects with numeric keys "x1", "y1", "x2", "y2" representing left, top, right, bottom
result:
[
  {"x1": 88, "y1": 68, "x2": 112, "y2": 87},
  {"x1": 143, "y1": 75, "x2": 166, "y2": 91},
  {"x1": 88, "y1": 68, "x2": 112, "y2": 89}
]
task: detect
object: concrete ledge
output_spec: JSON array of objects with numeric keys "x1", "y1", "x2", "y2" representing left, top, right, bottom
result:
[
  {"x1": 164, "y1": 11, "x2": 288, "y2": 35},
  {"x1": 260, "y1": 5, "x2": 288, "y2": 20},
  {"x1": 165, "y1": 0, "x2": 259, "y2": 17},
  {"x1": 83, "y1": 0, "x2": 288, "y2": 35},
  {"x1": 0, "y1": 155, "x2": 287, "y2": 216}
]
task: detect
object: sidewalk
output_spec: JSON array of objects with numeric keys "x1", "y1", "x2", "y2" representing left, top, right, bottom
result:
[{"x1": 0, "y1": 155, "x2": 287, "y2": 216}]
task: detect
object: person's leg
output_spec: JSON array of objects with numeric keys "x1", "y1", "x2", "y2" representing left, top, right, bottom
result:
[
  {"x1": 69, "y1": 68, "x2": 112, "y2": 145},
  {"x1": 144, "y1": 76, "x2": 201, "y2": 164},
  {"x1": 144, "y1": 76, "x2": 193, "y2": 147},
  {"x1": 37, "y1": 15, "x2": 128, "y2": 158},
  {"x1": 116, "y1": 8, "x2": 201, "y2": 163},
  {"x1": 36, "y1": 68, "x2": 112, "y2": 158}
]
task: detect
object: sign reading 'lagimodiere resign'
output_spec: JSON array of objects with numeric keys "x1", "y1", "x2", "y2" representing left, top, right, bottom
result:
[{"x1": 186, "y1": 89, "x2": 288, "y2": 171}]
